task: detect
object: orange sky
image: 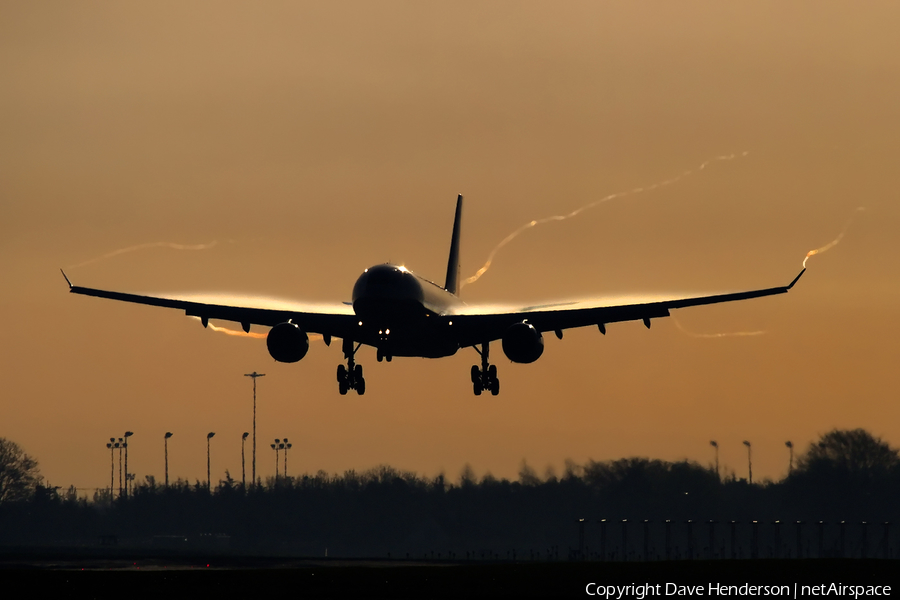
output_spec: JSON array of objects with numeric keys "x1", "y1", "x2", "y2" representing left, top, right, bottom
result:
[{"x1": 2, "y1": 1, "x2": 899, "y2": 494}]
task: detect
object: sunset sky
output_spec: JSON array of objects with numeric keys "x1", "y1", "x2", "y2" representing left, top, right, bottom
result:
[{"x1": 2, "y1": 1, "x2": 899, "y2": 494}]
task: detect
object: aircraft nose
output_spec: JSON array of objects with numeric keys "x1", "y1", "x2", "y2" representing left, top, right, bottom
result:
[{"x1": 352, "y1": 264, "x2": 424, "y2": 304}]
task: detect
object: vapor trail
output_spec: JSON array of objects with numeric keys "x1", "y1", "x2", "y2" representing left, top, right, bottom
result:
[
  {"x1": 204, "y1": 320, "x2": 268, "y2": 339},
  {"x1": 802, "y1": 207, "x2": 866, "y2": 268},
  {"x1": 67, "y1": 241, "x2": 218, "y2": 269},
  {"x1": 189, "y1": 317, "x2": 323, "y2": 341},
  {"x1": 460, "y1": 152, "x2": 749, "y2": 289},
  {"x1": 671, "y1": 314, "x2": 766, "y2": 339}
]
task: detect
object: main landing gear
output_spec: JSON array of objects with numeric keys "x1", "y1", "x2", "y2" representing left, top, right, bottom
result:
[
  {"x1": 471, "y1": 342, "x2": 499, "y2": 396},
  {"x1": 337, "y1": 338, "x2": 365, "y2": 395}
]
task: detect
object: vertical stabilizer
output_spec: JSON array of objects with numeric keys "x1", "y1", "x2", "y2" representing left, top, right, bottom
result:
[{"x1": 444, "y1": 194, "x2": 463, "y2": 295}]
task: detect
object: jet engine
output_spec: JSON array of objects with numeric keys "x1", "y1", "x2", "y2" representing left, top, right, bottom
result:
[
  {"x1": 266, "y1": 322, "x2": 309, "y2": 363},
  {"x1": 501, "y1": 321, "x2": 544, "y2": 363}
]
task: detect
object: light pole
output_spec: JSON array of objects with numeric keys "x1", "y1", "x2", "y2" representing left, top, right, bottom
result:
[
  {"x1": 106, "y1": 439, "x2": 115, "y2": 503},
  {"x1": 710, "y1": 440, "x2": 719, "y2": 480},
  {"x1": 117, "y1": 437, "x2": 124, "y2": 498},
  {"x1": 272, "y1": 438, "x2": 283, "y2": 481},
  {"x1": 207, "y1": 432, "x2": 216, "y2": 493},
  {"x1": 241, "y1": 432, "x2": 249, "y2": 490},
  {"x1": 743, "y1": 440, "x2": 752, "y2": 484},
  {"x1": 785, "y1": 441, "x2": 794, "y2": 476},
  {"x1": 576, "y1": 518, "x2": 585, "y2": 559},
  {"x1": 642, "y1": 520, "x2": 651, "y2": 561},
  {"x1": 271, "y1": 442, "x2": 278, "y2": 482},
  {"x1": 244, "y1": 372, "x2": 265, "y2": 488},
  {"x1": 708, "y1": 520, "x2": 717, "y2": 560},
  {"x1": 284, "y1": 439, "x2": 292, "y2": 479},
  {"x1": 599, "y1": 518, "x2": 608, "y2": 560},
  {"x1": 123, "y1": 431, "x2": 133, "y2": 497},
  {"x1": 164, "y1": 432, "x2": 173, "y2": 488}
]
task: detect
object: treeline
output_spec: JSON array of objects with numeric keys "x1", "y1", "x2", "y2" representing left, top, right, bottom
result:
[{"x1": 1, "y1": 429, "x2": 899, "y2": 558}]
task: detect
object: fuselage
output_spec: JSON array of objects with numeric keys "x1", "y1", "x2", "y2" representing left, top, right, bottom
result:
[{"x1": 351, "y1": 264, "x2": 463, "y2": 358}]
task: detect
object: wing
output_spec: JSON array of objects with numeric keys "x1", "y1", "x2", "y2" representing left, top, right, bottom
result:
[
  {"x1": 61, "y1": 271, "x2": 357, "y2": 339},
  {"x1": 450, "y1": 269, "x2": 806, "y2": 347}
]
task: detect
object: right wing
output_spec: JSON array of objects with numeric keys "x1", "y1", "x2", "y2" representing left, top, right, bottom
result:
[{"x1": 449, "y1": 269, "x2": 806, "y2": 347}]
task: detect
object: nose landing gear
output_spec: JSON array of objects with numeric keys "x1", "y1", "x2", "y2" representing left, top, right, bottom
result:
[
  {"x1": 337, "y1": 338, "x2": 366, "y2": 395},
  {"x1": 471, "y1": 342, "x2": 499, "y2": 396},
  {"x1": 376, "y1": 328, "x2": 393, "y2": 362}
]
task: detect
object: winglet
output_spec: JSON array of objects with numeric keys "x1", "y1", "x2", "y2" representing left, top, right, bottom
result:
[
  {"x1": 786, "y1": 268, "x2": 806, "y2": 290},
  {"x1": 60, "y1": 269, "x2": 73, "y2": 289}
]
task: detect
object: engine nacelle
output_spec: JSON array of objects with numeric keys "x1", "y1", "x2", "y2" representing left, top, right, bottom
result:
[
  {"x1": 501, "y1": 321, "x2": 544, "y2": 364},
  {"x1": 266, "y1": 322, "x2": 309, "y2": 363}
]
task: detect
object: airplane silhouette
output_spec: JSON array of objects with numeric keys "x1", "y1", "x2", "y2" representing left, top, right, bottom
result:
[{"x1": 63, "y1": 195, "x2": 804, "y2": 395}]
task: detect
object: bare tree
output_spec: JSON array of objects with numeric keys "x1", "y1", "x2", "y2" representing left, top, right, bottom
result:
[
  {"x1": 0, "y1": 438, "x2": 42, "y2": 504},
  {"x1": 518, "y1": 460, "x2": 541, "y2": 486},
  {"x1": 796, "y1": 429, "x2": 899, "y2": 476}
]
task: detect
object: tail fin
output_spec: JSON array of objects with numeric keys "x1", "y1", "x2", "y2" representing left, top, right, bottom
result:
[{"x1": 444, "y1": 194, "x2": 463, "y2": 295}]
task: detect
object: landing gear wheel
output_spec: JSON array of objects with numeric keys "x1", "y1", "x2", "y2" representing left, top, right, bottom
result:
[
  {"x1": 338, "y1": 339, "x2": 365, "y2": 395},
  {"x1": 471, "y1": 342, "x2": 500, "y2": 396}
]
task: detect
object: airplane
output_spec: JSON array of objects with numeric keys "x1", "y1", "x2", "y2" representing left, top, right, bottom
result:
[{"x1": 63, "y1": 195, "x2": 805, "y2": 396}]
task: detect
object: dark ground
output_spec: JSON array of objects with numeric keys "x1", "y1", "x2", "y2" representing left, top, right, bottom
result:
[{"x1": 1, "y1": 548, "x2": 895, "y2": 598}]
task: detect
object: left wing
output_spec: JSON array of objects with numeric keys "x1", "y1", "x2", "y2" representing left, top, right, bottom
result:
[
  {"x1": 450, "y1": 269, "x2": 806, "y2": 347},
  {"x1": 61, "y1": 270, "x2": 357, "y2": 340}
]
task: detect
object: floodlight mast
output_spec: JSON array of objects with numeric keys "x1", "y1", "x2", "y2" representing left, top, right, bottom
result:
[
  {"x1": 117, "y1": 438, "x2": 124, "y2": 498},
  {"x1": 743, "y1": 440, "x2": 752, "y2": 484},
  {"x1": 123, "y1": 431, "x2": 134, "y2": 497},
  {"x1": 244, "y1": 372, "x2": 266, "y2": 488},
  {"x1": 241, "y1": 432, "x2": 249, "y2": 490},
  {"x1": 164, "y1": 432, "x2": 173, "y2": 488},
  {"x1": 785, "y1": 441, "x2": 794, "y2": 475},
  {"x1": 207, "y1": 432, "x2": 216, "y2": 493},
  {"x1": 284, "y1": 438, "x2": 292, "y2": 478},
  {"x1": 106, "y1": 439, "x2": 115, "y2": 504}
]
